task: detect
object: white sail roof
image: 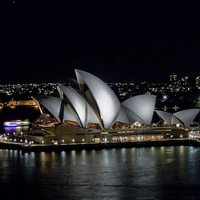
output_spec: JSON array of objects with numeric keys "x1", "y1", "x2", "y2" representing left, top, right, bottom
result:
[
  {"x1": 155, "y1": 109, "x2": 200, "y2": 127},
  {"x1": 75, "y1": 69, "x2": 121, "y2": 129},
  {"x1": 59, "y1": 85, "x2": 87, "y2": 127},
  {"x1": 172, "y1": 115, "x2": 183, "y2": 126},
  {"x1": 59, "y1": 85, "x2": 102, "y2": 128},
  {"x1": 114, "y1": 106, "x2": 130, "y2": 124},
  {"x1": 174, "y1": 109, "x2": 200, "y2": 127},
  {"x1": 34, "y1": 70, "x2": 199, "y2": 131},
  {"x1": 63, "y1": 104, "x2": 81, "y2": 126},
  {"x1": 122, "y1": 95, "x2": 156, "y2": 125},
  {"x1": 155, "y1": 110, "x2": 174, "y2": 125},
  {"x1": 122, "y1": 106, "x2": 143, "y2": 124},
  {"x1": 34, "y1": 96, "x2": 62, "y2": 123}
]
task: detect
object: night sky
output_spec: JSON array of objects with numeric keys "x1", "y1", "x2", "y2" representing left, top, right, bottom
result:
[{"x1": 1, "y1": 0, "x2": 200, "y2": 84}]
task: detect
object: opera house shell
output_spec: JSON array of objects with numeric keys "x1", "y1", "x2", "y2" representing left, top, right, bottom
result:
[
  {"x1": 155, "y1": 109, "x2": 200, "y2": 128},
  {"x1": 32, "y1": 69, "x2": 200, "y2": 143}
]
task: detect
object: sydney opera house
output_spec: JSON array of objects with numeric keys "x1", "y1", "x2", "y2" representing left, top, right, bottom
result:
[{"x1": 31, "y1": 69, "x2": 200, "y2": 144}]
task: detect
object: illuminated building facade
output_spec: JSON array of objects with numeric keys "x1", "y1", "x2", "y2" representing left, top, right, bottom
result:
[
  {"x1": 32, "y1": 70, "x2": 200, "y2": 144},
  {"x1": 34, "y1": 70, "x2": 156, "y2": 129},
  {"x1": 155, "y1": 109, "x2": 200, "y2": 127},
  {"x1": 196, "y1": 76, "x2": 200, "y2": 89}
]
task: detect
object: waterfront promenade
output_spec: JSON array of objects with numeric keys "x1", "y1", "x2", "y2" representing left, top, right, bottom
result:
[{"x1": 0, "y1": 139, "x2": 199, "y2": 153}]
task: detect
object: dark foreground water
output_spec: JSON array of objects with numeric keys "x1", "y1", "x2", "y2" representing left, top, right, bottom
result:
[
  {"x1": 1, "y1": 107, "x2": 200, "y2": 199},
  {"x1": 1, "y1": 146, "x2": 200, "y2": 200}
]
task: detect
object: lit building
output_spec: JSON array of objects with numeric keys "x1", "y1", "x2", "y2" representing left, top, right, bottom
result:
[
  {"x1": 170, "y1": 73, "x2": 178, "y2": 82},
  {"x1": 31, "y1": 70, "x2": 200, "y2": 144},
  {"x1": 155, "y1": 109, "x2": 200, "y2": 127},
  {"x1": 196, "y1": 76, "x2": 200, "y2": 89}
]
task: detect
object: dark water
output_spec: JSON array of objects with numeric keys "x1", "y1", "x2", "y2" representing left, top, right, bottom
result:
[
  {"x1": 0, "y1": 106, "x2": 40, "y2": 133},
  {"x1": 0, "y1": 146, "x2": 200, "y2": 200},
  {"x1": 1, "y1": 107, "x2": 200, "y2": 199}
]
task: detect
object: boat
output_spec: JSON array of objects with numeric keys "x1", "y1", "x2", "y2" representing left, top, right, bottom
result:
[{"x1": 3, "y1": 119, "x2": 30, "y2": 127}]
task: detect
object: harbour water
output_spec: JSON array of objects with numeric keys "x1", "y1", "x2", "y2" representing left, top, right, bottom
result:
[
  {"x1": 1, "y1": 146, "x2": 200, "y2": 199},
  {"x1": 0, "y1": 106, "x2": 40, "y2": 131},
  {"x1": 1, "y1": 107, "x2": 200, "y2": 199}
]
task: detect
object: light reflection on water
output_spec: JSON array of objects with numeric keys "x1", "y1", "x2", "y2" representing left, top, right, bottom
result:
[
  {"x1": 0, "y1": 146, "x2": 200, "y2": 200},
  {"x1": 3, "y1": 126, "x2": 30, "y2": 134}
]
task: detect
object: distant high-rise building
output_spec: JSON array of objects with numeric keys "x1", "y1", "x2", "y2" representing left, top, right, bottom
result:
[
  {"x1": 170, "y1": 73, "x2": 177, "y2": 82},
  {"x1": 169, "y1": 73, "x2": 179, "y2": 92},
  {"x1": 196, "y1": 76, "x2": 200, "y2": 89}
]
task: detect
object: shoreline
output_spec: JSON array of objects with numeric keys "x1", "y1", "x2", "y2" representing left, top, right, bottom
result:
[{"x1": 0, "y1": 139, "x2": 199, "y2": 152}]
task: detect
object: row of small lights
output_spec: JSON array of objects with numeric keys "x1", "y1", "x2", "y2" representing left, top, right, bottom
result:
[
  {"x1": 113, "y1": 135, "x2": 183, "y2": 140},
  {"x1": 2, "y1": 136, "x2": 24, "y2": 143},
  {"x1": 2, "y1": 133, "x2": 184, "y2": 144},
  {"x1": 51, "y1": 139, "x2": 86, "y2": 144},
  {"x1": 1, "y1": 132, "x2": 25, "y2": 142}
]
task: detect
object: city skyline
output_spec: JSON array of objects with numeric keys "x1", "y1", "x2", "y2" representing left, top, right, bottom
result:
[
  {"x1": 0, "y1": 71, "x2": 199, "y2": 85},
  {"x1": 1, "y1": 1, "x2": 200, "y2": 84},
  {"x1": 0, "y1": 70, "x2": 199, "y2": 112}
]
